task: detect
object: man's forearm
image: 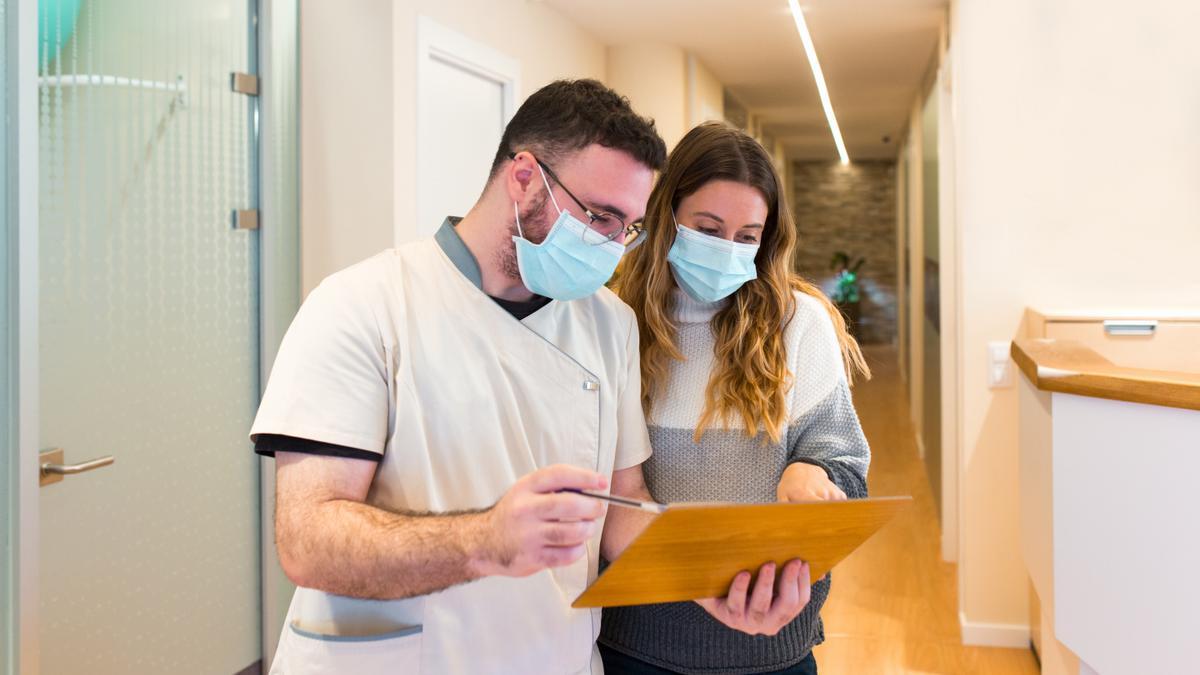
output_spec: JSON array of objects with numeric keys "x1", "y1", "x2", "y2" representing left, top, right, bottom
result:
[{"x1": 280, "y1": 498, "x2": 494, "y2": 600}]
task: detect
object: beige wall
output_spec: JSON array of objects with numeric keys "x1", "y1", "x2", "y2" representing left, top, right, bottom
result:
[
  {"x1": 301, "y1": 4, "x2": 744, "y2": 292},
  {"x1": 687, "y1": 54, "x2": 724, "y2": 126},
  {"x1": 607, "y1": 43, "x2": 688, "y2": 151},
  {"x1": 749, "y1": 112, "x2": 788, "y2": 175},
  {"x1": 393, "y1": 2, "x2": 608, "y2": 248},
  {"x1": 900, "y1": 22, "x2": 962, "y2": 568},
  {"x1": 896, "y1": 154, "x2": 908, "y2": 379},
  {"x1": 905, "y1": 96, "x2": 925, "y2": 450},
  {"x1": 934, "y1": 19, "x2": 959, "y2": 565},
  {"x1": 682, "y1": 65, "x2": 789, "y2": 187},
  {"x1": 300, "y1": 0, "x2": 607, "y2": 292},
  {"x1": 950, "y1": 0, "x2": 1200, "y2": 637},
  {"x1": 772, "y1": 139, "x2": 788, "y2": 179},
  {"x1": 300, "y1": 0, "x2": 396, "y2": 294}
]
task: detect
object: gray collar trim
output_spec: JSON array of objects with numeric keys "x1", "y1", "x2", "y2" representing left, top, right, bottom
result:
[{"x1": 434, "y1": 217, "x2": 484, "y2": 290}]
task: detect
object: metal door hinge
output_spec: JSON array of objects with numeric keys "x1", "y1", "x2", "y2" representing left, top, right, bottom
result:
[
  {"x1": 231, "y1": 72, "x2": 259, "y2": 96},
  {"x1": 232, "y1": 209, "x2": 259, "y2": 230}
]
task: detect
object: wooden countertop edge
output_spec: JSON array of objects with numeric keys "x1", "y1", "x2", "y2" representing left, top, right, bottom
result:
[
  {"x1": 1029, "y1": 310, "x2": 1200, "y2": 322},
  {"x1": 1011, "y1": 339, "x2": 1200, "y2": 412}
]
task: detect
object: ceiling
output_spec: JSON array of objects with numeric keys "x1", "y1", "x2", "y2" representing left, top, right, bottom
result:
[{"x1": 542, "y1": 0, "x2": 947, "y2": 161}]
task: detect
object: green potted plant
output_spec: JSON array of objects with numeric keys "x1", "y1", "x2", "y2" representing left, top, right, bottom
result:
[{"x1": 829, "y1": 251, "x2": 865, "y2": 339}]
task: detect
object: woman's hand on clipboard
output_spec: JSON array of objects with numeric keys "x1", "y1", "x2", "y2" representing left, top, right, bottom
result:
[
  {"x1": 777, "y1": 462, "x2": 847, "y2": 503},
  {"x1": 695, "y1": 559, "x2": 813, "y2": 637}
]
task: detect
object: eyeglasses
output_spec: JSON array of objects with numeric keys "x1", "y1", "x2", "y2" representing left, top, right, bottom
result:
[{"x1": 510, "y1": 152, "x2": 646, "y2": 250}]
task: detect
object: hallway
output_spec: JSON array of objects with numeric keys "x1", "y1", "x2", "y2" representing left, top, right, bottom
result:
[{"x1": 813, "y1": 346, "x2": 1040, "y2": 674}]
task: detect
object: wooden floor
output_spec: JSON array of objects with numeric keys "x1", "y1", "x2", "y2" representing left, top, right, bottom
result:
[{"x1": 812, "y1": 346, "x2": 1040, "y2": 675}]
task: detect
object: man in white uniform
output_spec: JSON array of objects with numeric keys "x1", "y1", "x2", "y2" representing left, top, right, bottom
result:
[{"x1": 250, "y1": 80, "x2": 667, "y2": 674}]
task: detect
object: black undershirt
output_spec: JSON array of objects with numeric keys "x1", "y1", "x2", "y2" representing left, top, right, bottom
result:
[
  {"x1": 491, "y1": 293, "x2": 553, "y2": 321},
  {"x1": 254, "y1": 292, "x2": 552, "y2": 461},
  {"x1": 253, "y1": 433, "x2": 380, "y2": 461}
]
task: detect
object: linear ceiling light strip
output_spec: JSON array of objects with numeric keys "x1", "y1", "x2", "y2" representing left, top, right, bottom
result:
[{"x1": 788, "y1": 0, "x2": 850, "y2": 164}]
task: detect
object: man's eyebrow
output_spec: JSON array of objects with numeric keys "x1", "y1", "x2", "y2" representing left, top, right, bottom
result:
[{"x1": 592, "y1": 202, "x2": 628, "y2": 221}]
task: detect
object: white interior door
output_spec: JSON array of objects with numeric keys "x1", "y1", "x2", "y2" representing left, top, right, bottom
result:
[{"x1": 414, "y1": 16, "x2": 518, "y2": 244}]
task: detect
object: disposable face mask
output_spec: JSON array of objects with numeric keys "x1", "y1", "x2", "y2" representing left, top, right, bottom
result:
[
  {"x1": 512, "y1": 165, "x2": 625, "y2": 301},
  {"x1": 667, "y1": 223, "x2": 760, "y2": 303}
]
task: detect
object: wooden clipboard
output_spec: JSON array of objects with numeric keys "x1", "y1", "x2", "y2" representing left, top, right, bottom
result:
[{"x1": 573, "y1": 496, "x2": 911, "y2": 608}]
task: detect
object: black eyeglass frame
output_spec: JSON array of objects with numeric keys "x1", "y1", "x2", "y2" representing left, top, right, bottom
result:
[{"x1": 508, "y1": 151, "x2": 646, "y2": 249}]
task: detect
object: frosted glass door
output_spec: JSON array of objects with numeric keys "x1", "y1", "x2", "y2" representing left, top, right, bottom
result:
[{"x1": 38, "y1": 1, "x2": 260, "y2": 673}]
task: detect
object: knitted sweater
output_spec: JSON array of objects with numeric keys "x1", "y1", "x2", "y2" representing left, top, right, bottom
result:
[{"x1": 598, "y1": 289, "x2": 871, "y2": 675}]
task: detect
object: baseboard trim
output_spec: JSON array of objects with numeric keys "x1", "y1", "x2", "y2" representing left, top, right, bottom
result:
[{"x1": 959, "y1": 612, "x2": 1031, "y2": 648}]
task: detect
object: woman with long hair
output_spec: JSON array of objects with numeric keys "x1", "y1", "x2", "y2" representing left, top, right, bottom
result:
[{"x1": 600, "y1": 122, "x2": 872, "y2": 675}]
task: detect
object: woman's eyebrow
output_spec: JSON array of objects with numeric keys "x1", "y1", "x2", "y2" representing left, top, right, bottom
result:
[
  {"x1": 693, "y1": 211, "x2": 762, "y2": 229},
  {"x1": 692, "y1": 211, "x2": 725, "y2": 223}
]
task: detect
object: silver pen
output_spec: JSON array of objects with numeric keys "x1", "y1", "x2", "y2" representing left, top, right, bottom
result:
[{"x1": 561, "y1": 488, "x2": 668, "y2": 514}]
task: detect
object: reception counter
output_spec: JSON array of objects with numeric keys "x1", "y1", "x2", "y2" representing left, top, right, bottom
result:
[{"x1": 1012, "y1": 332, "x2": 1200, "y2": 675}]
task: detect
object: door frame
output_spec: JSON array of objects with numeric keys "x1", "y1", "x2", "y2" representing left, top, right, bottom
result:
[
  {"x1": 6, "y1": 0, "x2": 300, "y2": 671},
  {"x1": 10, "y1": 0, "x2": 41, "y2": 671},
  {"x1": 412, "y1": 14, "x2": 519, "y2": 246},
  {"x1": 257, "y1": 0, "x2": 302, "y2": 668}
]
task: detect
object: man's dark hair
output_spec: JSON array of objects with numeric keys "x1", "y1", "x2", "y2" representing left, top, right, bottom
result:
[{"x1": 489, "y1": 79, "x2": 667, "y2": 179}]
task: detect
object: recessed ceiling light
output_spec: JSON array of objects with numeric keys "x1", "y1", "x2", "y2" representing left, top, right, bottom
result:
[{"x1": 787, "y1": 0, "x2": 850, "y2": 164}]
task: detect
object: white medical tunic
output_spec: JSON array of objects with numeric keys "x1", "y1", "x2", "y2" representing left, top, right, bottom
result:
[{"x1": 250, "y1": 220, "x2": 651, "y2": 674}]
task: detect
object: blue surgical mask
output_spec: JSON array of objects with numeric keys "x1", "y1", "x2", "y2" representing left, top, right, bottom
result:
[
  {"x1": 512, "y1": 165, "x2": 625, "y2": 301},
  {"x1": 667, "y1": 223, "x2": 760, "y2": 303}
]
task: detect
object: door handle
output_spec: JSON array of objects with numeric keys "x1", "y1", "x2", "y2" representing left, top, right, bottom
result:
[{"x1": 39, "y1": 448, "x2": 115, "y2": 487}]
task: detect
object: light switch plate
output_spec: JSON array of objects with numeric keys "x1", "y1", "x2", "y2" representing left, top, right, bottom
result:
[{"x1": 988, "y1": 341, "x2": 1014, "y2": 388}]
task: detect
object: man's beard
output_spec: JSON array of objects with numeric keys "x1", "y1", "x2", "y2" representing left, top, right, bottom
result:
[{"x1": 498, "y1": 191, "x2": 550, "y2": 282}]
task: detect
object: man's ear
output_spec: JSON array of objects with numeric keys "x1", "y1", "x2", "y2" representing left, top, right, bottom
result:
[{"x1": 505, "y1": 151, "x2": 539, "y2": 205}]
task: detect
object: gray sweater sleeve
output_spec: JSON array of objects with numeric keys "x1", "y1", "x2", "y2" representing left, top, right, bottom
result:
[{"x1": 785, "y1": 382, "x2": 871, "y2": 499}]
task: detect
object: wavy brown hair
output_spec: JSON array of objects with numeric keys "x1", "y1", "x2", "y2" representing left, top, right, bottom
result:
[{"x1": 614, "y1": 122, "x2": 870, "y2": 443}]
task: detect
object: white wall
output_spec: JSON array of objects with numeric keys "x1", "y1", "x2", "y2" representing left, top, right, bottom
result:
[
  {"x1": 951, "y1": 0, "x2": 1200, "y2": 637},
  {"x1": 300, "y1": 0, "x2": 607, "y2": 292}
]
